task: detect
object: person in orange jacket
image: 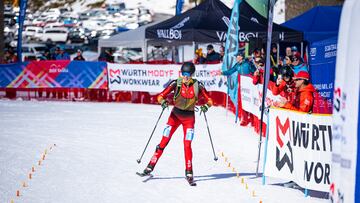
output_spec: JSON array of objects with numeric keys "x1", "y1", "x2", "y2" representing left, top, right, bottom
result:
[
  {"x1": 277, "y1": 71, "x2": 315, "y2": 113},
  {"x1": 141, "y1": 62, "x2": 213, "y2": 184}
]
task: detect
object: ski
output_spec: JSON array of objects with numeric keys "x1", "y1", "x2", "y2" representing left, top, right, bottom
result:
[
  {"x1": 136, "y1": 172, "x2": 152, "y2": 177},
  {"x1": 136, "y1": 172, "x2": 154, "y2": 183},
  {"x1": 186, "y1": 177, "x2": 197, "y2": 186}
]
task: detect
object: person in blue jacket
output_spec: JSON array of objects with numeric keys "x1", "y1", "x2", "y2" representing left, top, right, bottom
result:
[
  {"x1": 221, "y1": 50, "x2": 255, "y2": 126},
  {"x1": 291, "y1": 52, "x2": 308, "y2": 74},
  {"x1": 55, "y1": 47, "x2": 70, "y2": 60},
  {"x1": 222, "y1": 50, "x2": 255, "y2": 76}
]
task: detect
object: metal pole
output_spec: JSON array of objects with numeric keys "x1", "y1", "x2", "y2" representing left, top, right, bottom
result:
[
  {"x1": 136, "y1": 108, "x2": 165, "y2": 164},
  {"x1": 255, "y1": 0, "x2": 275, "y2": 177},
  {"x1": 203, "y1": 112, "x2": 218, "y2": 161}
]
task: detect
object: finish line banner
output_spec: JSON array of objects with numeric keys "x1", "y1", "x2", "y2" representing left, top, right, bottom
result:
[
  {"x1": 107, "y1": 63, "x2": 227, "y2": 93},
  {"x1": 264, "y1": 108, "x2": 332, "y2": 192}
]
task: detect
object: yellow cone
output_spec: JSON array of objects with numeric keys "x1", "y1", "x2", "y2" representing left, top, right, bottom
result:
[
  {"x1": 45, "y1": 149, "x2": 47, "y2": 155},
  {"x1": 228, "y1": 163, "x2": 231, "y2": 168},
  {"x1": 10, "y1": 199, "x2": 14, "y2": 203},
  {"x1": 245, "y1": 183, "x2": 248, "y2": 190},
  {"x1": 221, "y1": 152, "x2": 224, "y2": 157},
  {"x1": 241, "y1": 178, "x2": 244, "y2": 184}
]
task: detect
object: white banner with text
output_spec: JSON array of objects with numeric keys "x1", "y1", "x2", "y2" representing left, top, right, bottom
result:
[
  {"x1": 264, "y1": 108, "x2": 332, "y2": 191},
  {"x1": 107, "y1": 63, "x2": 227, "y2": 93}
]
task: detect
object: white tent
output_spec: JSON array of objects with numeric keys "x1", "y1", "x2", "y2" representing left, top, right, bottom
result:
[
  {"x1": 98, "y1": 21, "x2": 195, "y2": 62},
  {"x1": 98, "y1": 24, "x2": 152, "y2": 61}
]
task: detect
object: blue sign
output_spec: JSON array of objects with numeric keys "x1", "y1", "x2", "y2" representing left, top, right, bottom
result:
[{"x1": 309, "y1": 37, "x2": 337, "y2": 111}]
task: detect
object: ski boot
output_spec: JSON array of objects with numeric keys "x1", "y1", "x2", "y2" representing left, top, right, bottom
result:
[
  {"x1": 185, "y1": 170, "x2": 196, "y2": 186},
  {"x1": 137, "y1": 164, "x2": 154, "y2": 177}
]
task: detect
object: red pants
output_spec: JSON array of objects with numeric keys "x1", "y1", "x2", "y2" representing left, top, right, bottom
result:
[{"x1": 148, "y1": 111, "x2": 195, "y2": 171}]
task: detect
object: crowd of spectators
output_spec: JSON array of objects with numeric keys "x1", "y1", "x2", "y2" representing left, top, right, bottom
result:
[
  {"x1": 190, "y1": 42, "x2": 314, "y2": 116},
  {"x1": 205, "y1": 42, "x2": 316, "y2": 135},
  {"x1": 2, "y1": 48, "x2": 18, "y2": 64},
  {"x1": 1, "y1": 46, "x2": 89, "y2": 63}
]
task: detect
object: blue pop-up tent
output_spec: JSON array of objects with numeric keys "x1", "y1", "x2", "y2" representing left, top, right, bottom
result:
[{"x1": 282, "y1": 6, "x2": 342, "y2": 43}]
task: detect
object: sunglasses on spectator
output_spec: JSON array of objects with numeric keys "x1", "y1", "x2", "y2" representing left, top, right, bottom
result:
[{"x1": 182, "y1": 72, "x2": 191, "y2": 77}]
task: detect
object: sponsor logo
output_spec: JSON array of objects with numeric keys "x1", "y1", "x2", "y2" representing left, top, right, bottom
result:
[
  {"x1": 171, "y1": 16, "x2": 190, "y2": 29},
  {"x1": 310, "y1": 48, "x2": 317, "y2": 57},
  {"x1": 216, "y1": 31, "x2": 259, "y2": 42},
  {"x1": 222, "y1": 16, "x2": 230, "y2": 27},
  {"x1": 250, "y1": 17, "x2": 259, "y2": 24},
  {"x1": 49, "y1": 64, "x2": 68, "y2": 73},
  {"x1": 157, "y1": 29, "x2": 182, "y2": 40},
  {"x1": 275, "y1": 117, "x2": 294, "y2": 173},
  {"x1": 156, "y1": 16, "x2": 190, "y2": 40}
]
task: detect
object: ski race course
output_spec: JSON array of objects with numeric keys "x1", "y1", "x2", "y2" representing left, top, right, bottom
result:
[{"x1": 0, "y1": 100, "x2": 328, "y2": 203}]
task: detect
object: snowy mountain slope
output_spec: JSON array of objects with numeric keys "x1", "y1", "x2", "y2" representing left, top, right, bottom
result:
[{"x1": 0, "y1": 100, "x2": 327, "y2": 202}]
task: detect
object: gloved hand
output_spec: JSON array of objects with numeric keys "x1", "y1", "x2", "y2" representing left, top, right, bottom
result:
[
  {"x1": 200, "y1": 104, "x2": 210, "y2": 113},
  {"x1": 160, "y1": 100, "x2": 169, "y2": 110}
]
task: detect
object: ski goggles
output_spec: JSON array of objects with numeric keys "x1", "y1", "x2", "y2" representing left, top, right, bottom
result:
[{"x1": 182, "y1": 72, "x2": 191, "y2": 77}]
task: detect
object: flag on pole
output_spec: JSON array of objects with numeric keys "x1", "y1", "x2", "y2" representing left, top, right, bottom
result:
[
  {"x1": 222, "y1": 0, "x2": 242, "y2": 122},
  {"x1": 17, "y1": 0, "x2": 28, "y2": 62},
  {"x1": 256, "y1": 0, "x2": 275, "y2": 177}
]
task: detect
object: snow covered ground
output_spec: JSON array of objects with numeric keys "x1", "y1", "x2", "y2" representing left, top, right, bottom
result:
[{"x1": 0, "y1": 100, "x2": 328, "y2": 203}]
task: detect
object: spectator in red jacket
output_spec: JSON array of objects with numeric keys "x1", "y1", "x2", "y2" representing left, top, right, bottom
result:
[
  {"x1": 272, "y1": 65, "x2": 296, "y2": 103},
  {"x1": 252, "y1": 57, "x2": 265, "y2": 85},
  {"x1": 252, "y1": 57, "x2": 275, "y2": 85},
  {"x1": 277, "y1": 71, "x2": 315, "y2": 113}
]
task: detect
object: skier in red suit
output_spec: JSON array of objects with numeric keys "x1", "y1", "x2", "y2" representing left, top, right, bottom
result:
[{"x1": 142, "y1": 62, "x2": 213, "y2": 184}]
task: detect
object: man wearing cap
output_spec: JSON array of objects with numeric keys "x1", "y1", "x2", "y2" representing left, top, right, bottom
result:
[
  {"x1": 205, "y1": 44, "x2": 221, "y2": 62},
  {"x1": 222, "y1": 50, "x2": 254, "y2": 76},
  {"x1": 291, "y1": 46, "x2": 298, "y2": 55},
  {"x1": 73, "y1": 49, "x2": 85, "y2": 61},
  {"x1": 221, "y1": 50, "x2": 255, "y2": 126},
  {"x1": 277, "y1": 70, "x2": 315, "y2": 113}
]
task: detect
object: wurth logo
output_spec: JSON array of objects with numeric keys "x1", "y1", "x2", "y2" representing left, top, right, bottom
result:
[
  {"x1": 275, "y1": 117, "x2": 294, "y2": 173},
  {"x1": 110, "y1": 69, "x2": 121, "y2": 77}
]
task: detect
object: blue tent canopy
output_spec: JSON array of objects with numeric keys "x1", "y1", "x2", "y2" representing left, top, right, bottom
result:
[{"x1": 282, "y1": 6, "x2": 342, "y2": 43}]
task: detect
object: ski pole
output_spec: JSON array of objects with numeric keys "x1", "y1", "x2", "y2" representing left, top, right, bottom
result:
[
  {"x1": 203, "y1": 112, "x2": 218, "y2": 161},
  {"x1": 136, "y1": 108, "x2": 165, "y2": 164}
]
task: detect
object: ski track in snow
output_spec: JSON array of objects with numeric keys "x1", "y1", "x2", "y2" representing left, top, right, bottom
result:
[{"x1": 0, "y1": 100, "x2": 328, "y2": 203}]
